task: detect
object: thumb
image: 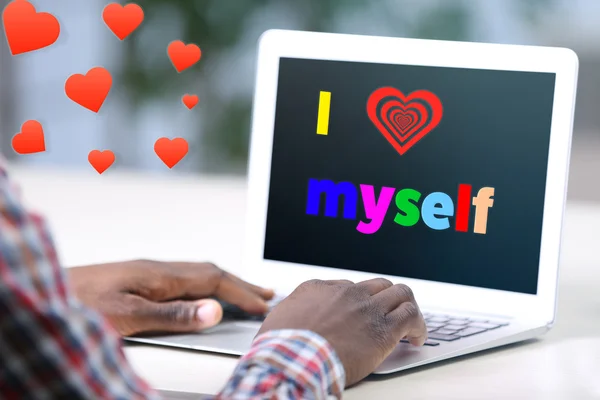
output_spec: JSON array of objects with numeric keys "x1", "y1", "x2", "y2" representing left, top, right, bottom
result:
[
  {"x1": 131, "y1": 298, "x2": 224, "y2": 334},
  {"x1": 194, "y1": 299, "x2": 224, "y2": 330}
]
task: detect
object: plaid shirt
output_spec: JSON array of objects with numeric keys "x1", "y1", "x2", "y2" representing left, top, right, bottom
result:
[{"x1": 0, "y1": 158, "x2": 345, "y2": 400}]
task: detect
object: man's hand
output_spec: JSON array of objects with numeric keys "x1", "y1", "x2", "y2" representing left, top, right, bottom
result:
[
  {"x1": 258, "y1": 278, "x2": 427, "y2": 387},
  {"x1": 68, "y1": 260, "x2": 274, "y2": 336}
]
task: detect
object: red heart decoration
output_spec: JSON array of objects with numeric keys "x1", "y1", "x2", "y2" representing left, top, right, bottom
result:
[
  {"x1": 154, "y1": 137, "x2": 188, "y2": 168},
  {"x1": 88, "y1": 150, "x2": 115, "y2": 174},
  {"x1": 12, "y1": 120, "x2": 46, "y2": 154},
  {"x1": 2, "y1": 0, "x2": 61, "y2": 55},
  {"x1": 396, "y1": 114, "x2": 412, "y2": 130},
  {"x1": 182, "y1": 94, "x2": 199, "y2": 110},
  {"x1": 65, "y1": 67, "x2": 113, "y2": 113},
  {"x1": 102, "y1": 3, "x2": 144, "y2": 41},
  {"x1": 390, "y1": 108, "x2": 419, "y2": 138},
  {"x1": 367, "y1": 87, "x2": 443, "y2": 155},
  {"x1": 167, "y1": 40, "x2": 201, "y2": 73}
]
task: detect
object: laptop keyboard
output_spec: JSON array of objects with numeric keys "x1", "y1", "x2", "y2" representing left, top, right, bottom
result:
[
  {"x1": 220, "y1": 299, "x2": 509, "y2": 347},
  {"x1": 410, "y1": 311, "x2": 510, "y2": 346}
]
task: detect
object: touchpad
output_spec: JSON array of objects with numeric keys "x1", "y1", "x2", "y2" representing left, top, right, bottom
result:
[
  {"x1": 173, "y1": 321, "x2": 259, "y2": 347},
  {"x1": 127, "y1": 321, "x2": 260, "y2": 355}
]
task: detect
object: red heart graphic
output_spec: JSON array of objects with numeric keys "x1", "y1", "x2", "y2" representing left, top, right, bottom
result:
[
  {"x1": 88, "y1": 150, "x2": 115, "y2": 174},
  {"x1": 102, "y1": 3, "x2": 144, "y2": 41},
  {"x1": 167, "y1": 40, "x2": 201, "y2": 73},
  {"x1": 65, "y1": 67, "x2": 113, "y2": 113},
  {"x1": 396, "y1": 114, "x2": 412, "y2": 130},
  {"x1": 154, "y1": 137, "x2": 188, "y2": 168},
  {"x1": 378, "y1": 99, "x2": 429, "y2": 145},
  {"x1": 2, "y1": 0, "x2": 61, "y2": 55},
  {"x1": 12, "y1": 120, "x2": 46, "y2": 154},
  {"x1": 182, "y1": 94, "x2": 198, "y2": 110},
  {"x1": 367, "y1": 87, "x2": 443, "y2": 155},
  {"x1": 390, "y1": 108, "x2": 419, "y2": 137}
]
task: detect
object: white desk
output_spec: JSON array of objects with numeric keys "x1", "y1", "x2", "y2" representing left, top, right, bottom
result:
[{"x1": 10, "y1": 166, "x2": 600, "y2": 400}]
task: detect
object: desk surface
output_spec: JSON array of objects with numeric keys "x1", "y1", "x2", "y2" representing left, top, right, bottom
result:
[{"x1": 10, "y1": 166, "x2": 600, "y2": 400}]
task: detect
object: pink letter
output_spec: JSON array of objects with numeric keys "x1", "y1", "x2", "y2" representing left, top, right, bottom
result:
[{"x1": 356, "y1": 185, "x2": 395, "y2": 234}]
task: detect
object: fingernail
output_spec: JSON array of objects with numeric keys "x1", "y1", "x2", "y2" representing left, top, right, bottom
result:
[{"x1": 196, "y1": 302, "x2": 219, "y2": 324}]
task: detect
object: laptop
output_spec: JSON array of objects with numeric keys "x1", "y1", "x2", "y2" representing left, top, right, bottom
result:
[{"x1": 127, "y1": 30, "x2": 579, "y2": 374}]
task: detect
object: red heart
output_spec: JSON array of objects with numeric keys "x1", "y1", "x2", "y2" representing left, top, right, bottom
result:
[
  {"x1": 367, "y1": 87, "x2": 443, "y2": 155},
  {"x1": 380, "y1": 99, "x2": 428, "y2": 143},
  {"x1": 2, "y1": 0, "x2": 61, "y2": 55},
  {"x1": 102, "y1": 3, "x2": 144, "y2": 41},
  {"x1": 12, "y1": 120, "x2": 46, "y2": 154},
  {"x1": 154, "y1": 137, "x2": 188, "y2": 168},
  {"x1": 390, "y1": 108, "x2": 419, "y2": 137},
  {"x1": 88, "y1": 150, "x2": 115, "y2": 174},
  {"x1": 396, "y1": 114, "x2": 412, "y2": 130},
  {"x1": 65, "y1": 67, "x2": 113, "y2": 113},
  {"x1": 167, "y1": 40, "x2": 201, "y2": 73},
  {"x1": 182, "y1": 94, "x2": 199, "y2": 110}
]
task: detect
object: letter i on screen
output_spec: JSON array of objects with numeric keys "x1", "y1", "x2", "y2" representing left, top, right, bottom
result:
[{"x1": 316, "y1": 91, "x2": 332, "y2": 135}]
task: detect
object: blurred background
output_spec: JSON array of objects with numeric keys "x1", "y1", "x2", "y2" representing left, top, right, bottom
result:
[{"x1": 1, "y1": 0, "x2": 598, "y2": 202}]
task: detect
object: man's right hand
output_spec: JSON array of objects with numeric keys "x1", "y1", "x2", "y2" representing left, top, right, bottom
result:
[{"x1": 257, "y1": 278, "x2": 427, "y2": 387}]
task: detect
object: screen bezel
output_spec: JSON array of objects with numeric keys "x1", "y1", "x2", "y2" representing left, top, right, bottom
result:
[{"x1": 243, "y1": 29, "x2": 579, "y2": 323}]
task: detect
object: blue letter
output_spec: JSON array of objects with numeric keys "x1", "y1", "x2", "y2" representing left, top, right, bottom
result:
[
  {"x1": 306, "y1": 179, "x2": 357, "y2": 219},
  {"x1": 421, "y1": 192, "x2": 454, "y2": 230}
]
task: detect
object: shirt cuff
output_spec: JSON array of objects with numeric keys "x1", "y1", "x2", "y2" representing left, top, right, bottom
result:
[{"x1": 219, "y1": 329, "x2": 346, "y2": 399}]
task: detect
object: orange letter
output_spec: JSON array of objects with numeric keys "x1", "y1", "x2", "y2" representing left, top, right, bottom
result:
[{"x1": 472, "y1": 187, "x2": 495, "y2": 234}]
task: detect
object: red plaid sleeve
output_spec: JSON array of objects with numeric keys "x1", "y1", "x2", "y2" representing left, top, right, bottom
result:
[
  {"x1": 0, "y1": 161, "x2": 160, "y2": 399},
  {"x1": 216, "y1": 330, "x2": 345, "y2": 399},
  {"x1": 0, "y1": 158, "x2": 346, "y2": 399}
]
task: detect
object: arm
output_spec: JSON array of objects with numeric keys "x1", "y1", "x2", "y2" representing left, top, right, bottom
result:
[
  {"x1": 0, "y1": 161, "x2": 345, "y2": 400},
  {"x1": 0, "y1": 163, "x2": 159, "y2": 399},
  {"x1": 216, "y1": 330, "x2": 345, "y2": 400}
]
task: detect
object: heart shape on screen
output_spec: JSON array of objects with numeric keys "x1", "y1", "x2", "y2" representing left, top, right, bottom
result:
[{"x1": 367, "y1": 87, "x2": 443, "y2": 156}]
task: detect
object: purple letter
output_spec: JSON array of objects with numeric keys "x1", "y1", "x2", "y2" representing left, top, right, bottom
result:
[{"x1": 356, "y1": 185, "x2": 395, "y2": 234}]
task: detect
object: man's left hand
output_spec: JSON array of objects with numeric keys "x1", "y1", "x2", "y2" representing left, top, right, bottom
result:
[{"x1": 67, "y1": 260, "x2": 274, "y2": 336}]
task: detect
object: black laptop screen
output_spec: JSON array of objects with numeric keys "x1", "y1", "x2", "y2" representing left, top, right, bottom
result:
[{"x1": 262, "y1": 57, "x2": 556, "y2": 295}]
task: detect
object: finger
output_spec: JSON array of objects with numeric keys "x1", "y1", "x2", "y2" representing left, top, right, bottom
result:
[
  {"x1": 166, "y1": 263, "x2": 271, "y2": 314},
  {"x1": 141, "y1": 262, "x2": 224, "y2": 301},
  {"x1": 160, "y1": 261, "x2": 272, "y2": 299},
  {"x1": 296, "y1": 279, "x2": 353, "y2": 290},
  {"x1": 123, "y1": 296, "x2": 224, "y2": 335},
  {"x1": 371, "y1": 283, "x2": 415, "y2": 313},
  {"x1": 323, "y1": 279, "x2": 354, "y2": 285},
  {"x1": 225, "y1": 272, "x2": 275, "y2": 300},
  {"x1": 356, "y1": 277, "x2": 394, "y2": 295},
  {"x1": 214, "y1": 272, "x2": 271, "y2": 314},
  {"x1": 386, "y1": 302, "x2": 427, "y2": 346}
]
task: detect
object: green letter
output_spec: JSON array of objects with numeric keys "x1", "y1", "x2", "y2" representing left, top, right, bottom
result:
[{"x1": 394, "y1": 189, "x2": 421, "y2": 227}]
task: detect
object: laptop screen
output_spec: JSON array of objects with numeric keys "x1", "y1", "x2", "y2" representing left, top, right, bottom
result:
[{"x1": 263, "y1": 57, "x2": 556, "y2": 295}]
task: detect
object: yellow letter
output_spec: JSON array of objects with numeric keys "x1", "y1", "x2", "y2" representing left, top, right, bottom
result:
[{"x1": 316, "y1": 91, "x2": 331, "y2": 135}]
